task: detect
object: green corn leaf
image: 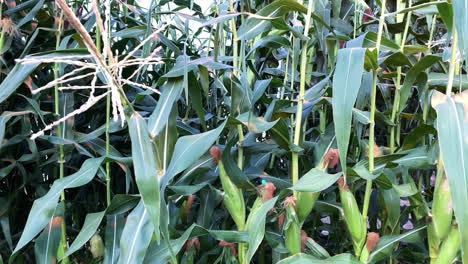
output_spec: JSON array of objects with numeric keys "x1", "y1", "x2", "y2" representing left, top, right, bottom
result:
[
  {"x1": 0, "y1": 111, "x2": 33, "y2": 149},
  {"x1": 398, "y1": 55, "x2": 441, "y2": 114},
  {"x1": 237, "y1": 0, "x2": 308, "y2": 40},
  {"x1": 246, "y1": 196, "x2": 279, "y2": 263},
  {"x1": 148, "y1": 78, "x2": 184, "y2": 137},
  {"x1": 0, "y1": 49, "x2": 88, "y2": 105},
  {"x1": 290, "y1": 169, "x2": 342, "y2": 192},
  {"x1": 61, "y1": 211, "x2": 106, "y2": 259},
  {"x1": 144, "y1": 224, "x2": 248, "y2": 263},
  {"x1": 236, "y1": 112, "x2": 279, "y2": 134},
  {"x1": 277, "y1": 253, "x2": 360, "y2": 263},
  {"x1": 163, "y1": 56, "x2": 232, "y2": 78},
  {"x1": 161, "y1": 121, "x2": 226, "y2": 189},
  {"x1": 432, "y1": 90, "x2": 468, "y2": 263},
  {"x1": 106, "y1": 195, "x2": 141, "y2": 216},
  {"x1": 33, "y1": 203, "x2": 64, "y2": 264},
  {"x1": 103, "y1": 215, "x2": 125, "y2": 264},
  {"x1": 368, "y1": 225, "x2": 427, "y2": 263},
  {"x1": 13, "y1": 157, "x2": 104, "y2": 253},
  {"x1": 247, "y1": 35, "x2": 291, "y2": 57},
  {"x1": 453, "y1": 0, "x2": 468, "y2": 61},
  {"x1": 128, "y1": 113, "x2": 160, "y2": 240},
  {"x1": 118, "y1": 201, "x2": 154, "y2": 264},
  {"x1": 332, "y1": 47, "x2": 366, "y2": 173}
]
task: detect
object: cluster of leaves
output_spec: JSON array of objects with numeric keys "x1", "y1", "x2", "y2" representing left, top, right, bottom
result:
[{"x1": 0, "y1": 0, "x2": 467, "y2": 263}]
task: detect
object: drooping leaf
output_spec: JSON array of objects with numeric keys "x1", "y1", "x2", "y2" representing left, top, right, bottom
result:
[
  {"x1": 368, "y1": 225, "x2": 427, "y2": 262},
  {"x1": 0, "y1": 49, "x2": 88, "y2": 104},
  {"x1": 290, "y1": 169, "x2": 342, "y2": 192},
  {"x1": 247, "y1": 35, "x2": 291, "y2": 57},
  {"x1": 332, "y1": 47, "x2": 366, "y2": 173},
  {"x1": 106, "y1": 195, "x2": 141, "y2": 216},
  {"x1": 13, "y1": 157, "x2": 104, "y2": 253},
  {"x1": 277, "y1": 253, "x2": 360, "y2": 263},
  {"x1": 252, "y1": 79, "x2": 272, "y2": 104},
  {"x1": 398, "y1": 55, "x2": 441, "y2": 113},
  {"x1": 237, "y1": 0, "x2": 308, "y2": 40},
  {"x1": 163, "y1": 56, "x2": 232, "y2": 78},
  {"x1": 221, "y1": 138, "x2": 256, "y2": 190},
  {"x1": 61, "y1": 211, "x2": 106, "y2": 259},
  {"x1": 236, "y1": 112, "x2": 279, "y2": 134},
  {"x1": 144, "y1": 224, "x2": 248, "y2": 263},
  {"x1": 161, "y1": 121, "x2": 226, "y2": 189}
]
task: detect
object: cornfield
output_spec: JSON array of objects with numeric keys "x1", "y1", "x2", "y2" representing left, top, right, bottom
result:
[{"x1": 0, "y1": 0, "x2": 467, "y2": 263}]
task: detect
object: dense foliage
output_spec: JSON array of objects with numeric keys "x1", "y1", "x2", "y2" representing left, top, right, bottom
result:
[{"x1": 0, "y1": 0, "x2": 467, "y2": 263}]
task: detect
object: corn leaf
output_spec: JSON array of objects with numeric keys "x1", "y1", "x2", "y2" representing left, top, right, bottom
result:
[
  {"x1": 432, "y1": 90, "x2": 468, "y2": 262},
  {"x1": 332, "y1": 47, "x2": 366, "y2": 173},
  {"x1": 128, "y1": 113, "x2": 160, "y2": 240}
]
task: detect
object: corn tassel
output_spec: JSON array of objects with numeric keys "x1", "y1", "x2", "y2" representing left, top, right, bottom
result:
[
  {"x1": 434, "y1": 225, "x2": 461, "y2": 264},
  {"x1": 337, "y1": 177, "x2": 366, "y2": 256}
]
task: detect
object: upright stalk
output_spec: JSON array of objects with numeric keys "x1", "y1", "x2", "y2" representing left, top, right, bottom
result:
[
  {"x1": 103, "y1": 0, "x2": 112, "y2": 207},
  {"x1": 422, "y1": 15, "x2": 437, "y2": 126},
  {"x1": 229, "y1": 1, "x2": 247, "y2": 262},
  {"x1": 446, "y1": 29, "x2": 458, "y2": 96},
  {"x1": 390, "y1": 0, "x2": 412, "y2": 153},
  {"x1": 54, "y1": 8, "x2": 69, "y2": 263},
  {"x1": 0, "y1": 4, "x2": 5, "y2": 59},
  {"x1": 363, "y1": 0, "x2": 387, "y2": 220},
  {"x1": 291, "y1": 0, "x2": 313, "y2": 194},
  {"x1": 229, "y1": 0, "x2": 245, "y2": 170}
]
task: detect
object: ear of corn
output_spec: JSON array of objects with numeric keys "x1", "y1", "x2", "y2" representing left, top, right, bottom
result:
[
  {"x1": 283, "y1": 197, "x2": 301, "y2": 255},
  {"x1": 212, "y1": 146, "x2": 246, "y2": 264},
  {"x1": 428, "y1": 222, "x2": 442, "y2": 261},
  {"x1": 296, "y1": 192, "x2": 319, "y2": 225},
  {"x1": 296, "y1": 149, "x2": 339, "y2": 225},
  {"x1": 213, "y1": 147, "x2": 246, "y2": 231},
  {"x1": 338, "y1": 178, "x2": 366, "y2": 256},
  {"x1": 434, "y1": 225, "x2": 461, "y2": 264},
  {"x1": 431, "y1": 172, "x2": 453, "y2": 242},
  {"x1": 429, "y1": 160, "x2": 454, "y2": 261},
  {"x1": 90, "y1": 234, "x2": 104, "y2": 259}
]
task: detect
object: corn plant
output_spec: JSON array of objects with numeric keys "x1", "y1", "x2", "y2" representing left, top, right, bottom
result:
[{"x1": 0, "y1": 0, "x2": 468, "y2": 263}]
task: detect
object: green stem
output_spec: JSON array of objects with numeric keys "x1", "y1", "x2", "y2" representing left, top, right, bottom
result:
[
  {"x1": 0, "y1": 31, "x2": 5, "y2": 56},
  {"x1": 363, "y1": 0, "x2": 387, "y2": 220},
  {"x1": 54, "y1": 9, "x2": 69, "y2": 263},
  {"x1": 446, "y1": 29, "x2": 458, "y2": 96},
  {"x1": 291, "y1": 0, "x2": 313, "y2": 197},
  {"x1": 228, "y1": 0, "x2": 244, "y2": 170},
  {"x1": 105, "y1": 88, "x2": 111, "y2": 205},
  {"x1": 390, "y1": 0, "x2": 412, "y2": 153},
  {"x1": 423, "y1": 16, "x2": 436, "y2": 123}
]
